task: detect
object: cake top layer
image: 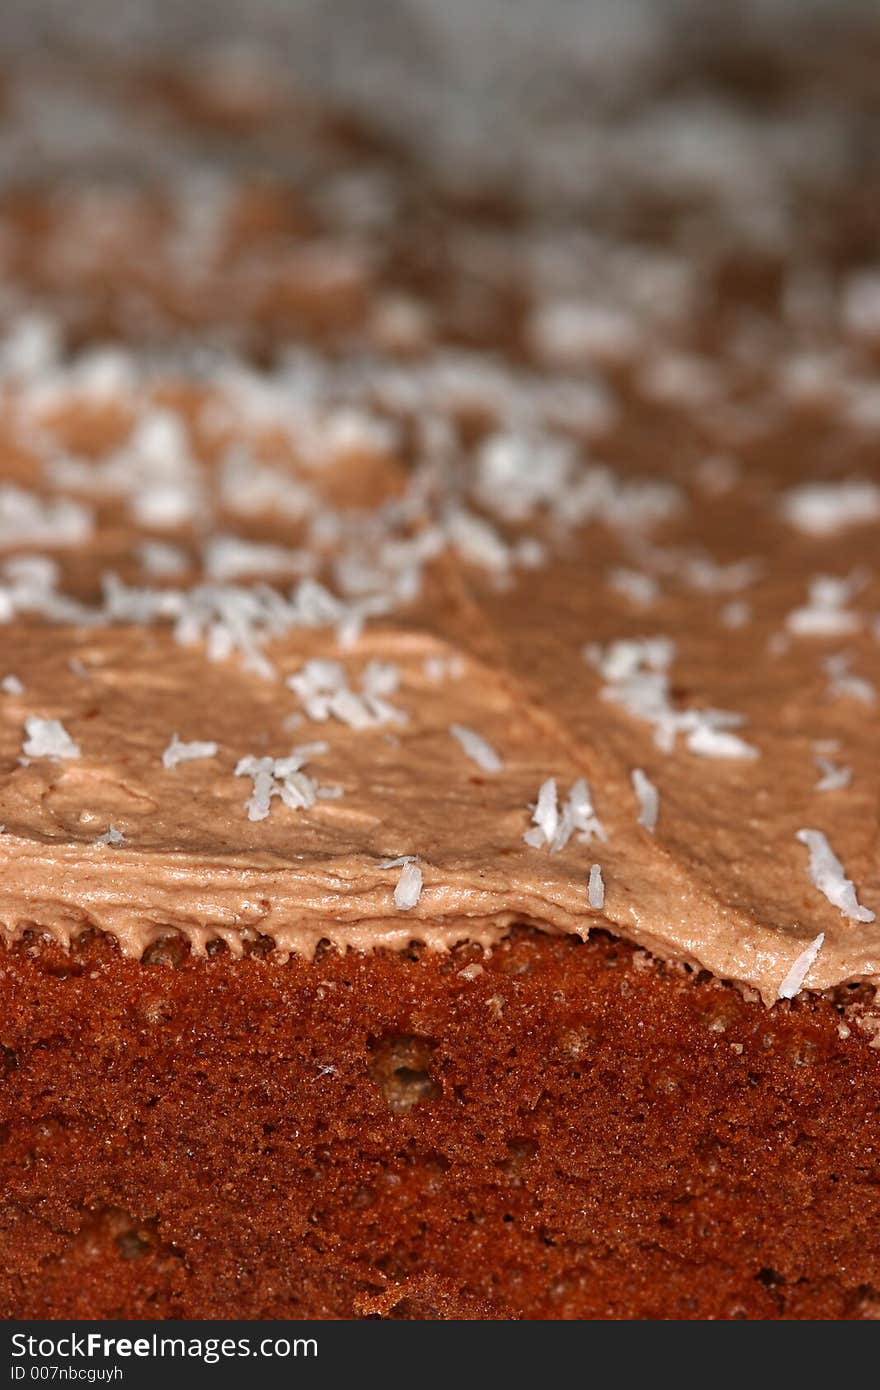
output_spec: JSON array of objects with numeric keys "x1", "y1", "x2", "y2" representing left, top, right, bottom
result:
[
  {"x1": 0, "y1": 30, "x2": 879, "y2": 1003},
  {"x1": 0, "y1": 332, "x2": 877, "y2": 1004}
]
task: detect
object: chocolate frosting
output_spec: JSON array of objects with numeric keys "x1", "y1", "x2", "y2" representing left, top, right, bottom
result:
[
  {"x1": 0, "y1": 368, "x2": 877, "y2": 1005},
  {"x1": 0, "y1": 41, "x2": 879, "y2": 1004}
]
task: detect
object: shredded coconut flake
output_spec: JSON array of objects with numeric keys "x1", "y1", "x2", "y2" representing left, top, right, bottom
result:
[
  {"x1": 0, "y1": 485, "x2": 92, "y2": 551},
  {"x1": 720, "y1": 599, "x2": 751, "y2": 629},
  {"x1": 81, "y1": 570, "x2": 394, "y2": 681},
  {"x1": 530, "y1": 299, "x2": 637, "y2": 367},
  {"x1": 588, "y1": 863, "x2": 605, "y2": 910},
  {"x1": 524, "y1": 777, "x2": 558, "y2": 848},
  {"x1": 631, "y1": 767, "x2": 659, "y2": 831},
  {"x1": 824, "y1": 652, "x2": 876, "y2": 704},
  {"x1": 139, "y1": 539, "x2": 188, "y2": 577},
  {"x1": 287, "y1": 659, "x2": 405, "y2": 729},
  {"x1": 780, "y1": 480, "x2": 880, "y2": 535},
  {"x1": 450, "y1": 723, "x2": 503, "y2": 773},
  {"x1": 842, "y1": 271, "x2": 880, "y2": 340},
  {"x1": 219, "y1": 449, "x2": 315, "y2": 521},
  {"x1": 814, "y1": 753, "x2": 852, "y2": 792},
  {"x1": 22, "y1": 716, "x2": 80, "y2": 760},
  {"x1": 524, "y1": 777, "x2": 605, "y2": 851},
  {"x1": 96, "y1": 824, "x2": 125, "y2": 847},
  {"x1": 683, "y1": 555, "x2": 761, "y2": 595},
  {"x1": 445, "y1": 507, "x2": 512, "y2": 574},
  {"x1": 586, "y1": 637, "x2": 757, "y2": 758},
  {"x1": 796, "y1": 828, "x2": 875, "y2": 923},
  {"x1": 423, "y1": 653, "x2": 465, "y2": 682},
  {"x1": 393, "y1": 859, "x2": 423, "y2": 911},
  {"x1": 204, "y1": 535, "x2": 310, "y2": 583},
  {"x1": 608, "y1": 568, "x2": 659, "y2": 606},
  {"x1": 777, "y1": 933, "x2": 825, "y2": 1001},
  {"x1": 162, "y1": 734, "x2": 219, "y2": 770},
  {"x1": 685, "y1": 720, "x2": 759, "y2": 760},
  {"x1": 787, "y1": 574, "x2": 864, "y2": 638},
  {"x1": 234, "y1": 742, "x2": 330, "y2": 821}
]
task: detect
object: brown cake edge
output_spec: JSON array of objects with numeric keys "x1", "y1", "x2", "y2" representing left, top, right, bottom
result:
[{"x1": 0, "y1": 924, "x2": 878, "y2": 1320}]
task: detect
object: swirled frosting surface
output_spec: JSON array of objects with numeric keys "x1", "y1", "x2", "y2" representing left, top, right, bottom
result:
[{"x1": 0, "y1": 35, "x2": 879, "y2": 1003}]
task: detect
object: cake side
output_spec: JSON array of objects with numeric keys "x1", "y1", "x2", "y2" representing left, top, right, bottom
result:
[{"x1": 1, "y1": 928, "x2": 878, "y2": 1320}]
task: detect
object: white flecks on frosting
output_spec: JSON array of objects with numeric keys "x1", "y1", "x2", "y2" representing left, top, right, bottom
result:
[
  {"x1": 588, "y1": 862, "x2": 605, "y2": 910},
  {"x1": 203, "y1": 535, "x2": 311, "y2": 583},
  {"x1": 0, "y1": 485, "x2": 92, "y2": 551},
  {"x1": 22, "y1": 716, "x2": 80, "y2": 760},
  {"x1": 529, "y1": 299, "x2": 638, "y2": 367},
  {"x1": 96, "y1": 824, "x2": 125, "y2": 847},
  {"x1": 47, "y1": 409, "x2": 203, "y2": 530},
  {"x1": 162, "y1": 733, "x2": 220, "y2": 770},
  {"x1": 524, "y1": 777, "x2": 558, "y2": 848},
  {"x1": 720, "y1": 599, "x2": 751, "y2": 629},
  {"x1": 139, "y1": 539, "x2": 189, "y2": 578},
  {"x1": 786, "y1": 574, "x2": 864, "y2": 637},
  {"x1": 842, "y1": 271, "x2": 880, "y2": 340},
  {"x1": 449, "y1": 723, "x2": 503, "y2": 774},
  {"x1": 124, "y1": 410, "x2": 204, "y2": 530},
  {"x1": 777, "y1": 932, "x2": 825, "y2": 1000},
  {"x1": 423, "y1": 653, "x2": 465, "y2": 682},
  {"x1": 287, "y1": 659, "x2": 405, "y2": 729},
  {"x1": 685, "y1": 720, "x2": 759, "y2": 760},
  {"x1": 681, "y1": 555, "x2": 761, "y2": 595},
  {"x1": 796, "y1": 828, "x2": 875, "y2": 923},
  {"x1": 234, "y1": 742, "x2": 331, "y2": 821},
  {"x1": 780, "y1": 480, "x2": 880, "y2": 535},
  {"x1": 1, "y1": 674, "x2": 23, "y2": 695},
  {"x1": 814, "y1": 752, "x2": 852, "y2": 792},
  {"x1": 607, "y1": 568, "x2": 659, "y2": 606},
  {"x1": 823, "y1": 652, "x2": 876, "y2": 704},
  {"x1": 4, "y1": 568, "x2": 396, "y2": 682},
  {"x1": 0, "y1": 329, "x2": 685, "y2": 686},
  {"x1": 776, "y1": 349, "x2": 843, "y2": 406},
  {"x1": 619, "y1": 539, "x2": 760, "y2": 597},
  {"x1": 524, "y1": 777, "x2": 605, "y2": 852},
  {"x1": 586, "y1": 637, "x2": 758, "y2": 758},
  {"x1": 392, "y1": 858, "x2": 423, "y2": 910},
  {"x1": 0, "y1": 313, "x2": 59, "y2": 380},
  {"x1": 638, "y1": 352, "x2": 720, "y2": 409},
  {"x1": 1, "y1": 93, "x2": 879, "y2": 1016},
  {"x1": 471, "y1": 428, "x2": 681, "y2": 532},
  {"x1": 631, "y1": 767, "x2": 659, "y2": 831},
  {"x1": 445, "y1": 507, "x2": 517, "y2": 575}
]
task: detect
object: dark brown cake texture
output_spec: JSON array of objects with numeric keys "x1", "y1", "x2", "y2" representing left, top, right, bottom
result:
[{"x1": 1, "y1": 928, "x2": 879, "y2": 1320}]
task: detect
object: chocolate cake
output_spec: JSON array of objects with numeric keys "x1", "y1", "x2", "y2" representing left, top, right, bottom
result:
[{"x1": 1, "y1": 4, "x2": 880, "y2": 1319}]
